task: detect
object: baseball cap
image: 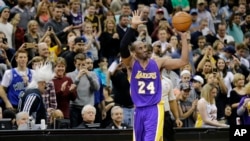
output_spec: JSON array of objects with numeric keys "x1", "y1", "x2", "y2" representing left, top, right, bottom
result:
[
  {"x1": 190, "y1": 9, "x2": 198, "y2": 15},
  {"x1": 197, "y1": 0, "x2": 205, "y2": 5},
  {"x1": 180, "y1": 83, "x2": 191, "y2": 90},
  {"x1": 180, "y1": 70, "x2": 191, "y2": 76},
  {"x1": 191, "y1": 75, "x2": 204, "y2": 85},
  {"x1": 156, "y1": 8, "x2": 164, "y2": 14},
  {"x1": 223, "y1": 45, "x2": 236, "y2": 54},
  {"x1": 74, "y1": 37, "x2": 87, "y2": 44}
]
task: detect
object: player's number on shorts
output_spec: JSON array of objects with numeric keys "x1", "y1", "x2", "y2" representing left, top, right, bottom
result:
[{"x1": 138, "y1": 81, "x2": 155, "y2": 94}]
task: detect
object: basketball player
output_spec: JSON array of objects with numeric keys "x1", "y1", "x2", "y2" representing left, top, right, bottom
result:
[{"x1": 120, "y1": 11, "x2": 189, "y2": 141}]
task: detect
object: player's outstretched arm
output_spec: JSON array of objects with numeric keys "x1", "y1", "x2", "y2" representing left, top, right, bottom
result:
[
  {"x1": 159, "y1": 32, "x2": 189, "y2": 70},
  {"x1": 120, "y1": 10, "x2": 146, "y2": 66}
]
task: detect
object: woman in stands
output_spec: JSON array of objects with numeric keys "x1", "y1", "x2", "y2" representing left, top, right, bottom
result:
[
  {"x1": 195, "y1": 83, "x2": 229, "y2": 128},
  {"x1": 228, "y1": 73, "x2": 247, "y2": 125},
  {"x1": 52, "y1": 57, "x2": 77, "y2": 119}
]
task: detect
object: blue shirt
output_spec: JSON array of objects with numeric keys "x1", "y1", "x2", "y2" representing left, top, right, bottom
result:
[{"x1": 7, "y1": 68, "x2": 32, "y2": 106}]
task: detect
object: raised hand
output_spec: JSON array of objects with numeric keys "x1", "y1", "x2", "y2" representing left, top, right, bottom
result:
[
  {"x1": 61, "y1": 81, "x2": 68, "y2": 91},
  {"x1": 131, "y1": 10, "x2": 146, "y2": 29},
  {"x1": 69, "y1": 84, "x2": 77, "y2": 91}
]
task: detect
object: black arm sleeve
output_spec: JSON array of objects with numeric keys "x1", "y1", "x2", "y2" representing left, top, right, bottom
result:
[
  {"x1": 22, "y1": 95, "x2": 41, "y2": 115},
  {"x1": 120, "y1": 28, "x2": 137, "y2": 58}
]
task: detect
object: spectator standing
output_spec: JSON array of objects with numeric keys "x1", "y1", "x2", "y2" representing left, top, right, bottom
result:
[
  {"x1": 108, "y1": 59, "x2": 134, "y2": 127},
  {"x1": 99, "y1": 18, "x2": 120, "y2": 66},
  {"x1": 44, "y1": 5, "x2": 72, "y2": 44},
  {"x1": 161, "y1": 76, "x2": 182, "y2": 141},
  {"x1": 39, "y1": 28, "x2": 62, "y2": 62},
  {"x1": 101, "y1": 86, "x2": 115, "y2": 128},
  {"x1": 82, "y1": 22, "x2": 100, "y2": 67},
  {"x1": 149, "y1": 0, "x2": 169, "y2": 21},
  {"x1": 66, "y1": 53, "x2": 100, "y2": 128},
  {"x1": 85, "y1": 57, "x2": 106, "y2": 125},
  {"x1": 189, "y1": 9, "x2": 199, "y2": 33},
  {"x1": 171, "y1": 0, "x2": 190, "y2": 12},
  {"x1": 93, "y1": 57, "x2": 109, "y2": 87},
  {"x1": 0, "y1": 6, "x2": 13, "y2": 49},
  {"x1": 190, "y1": 75, "x2": 204, "y2": 100},
  {"x1": 52, "y1": 57, "x2": 77, "y2": 119},
  {"x1": 140, "y1": 6, "x2": 154, "y2": 35},
  {"x1": 10, "y1": 13, "x2": 24, "y2": 50},
  {"x1": 237, "y1": 82, "x2": 250, "y2": 125},
  {"x1": 84, "y1": 4, "x2": 101, "y2": 36},
  {"x1": 195, "y1": 83, "x2": 229, "y2": 128},
  {"x1": 196, "y1": 0, "x2": 215, "y2": 34},
  {"x1": 114, "y1": 3, "x2": 131, "y2": 25},
  {"x1": 10, "y1": 0, "x2": 33, "y2": 31},
  {"x1": 209, "y1": 1, "x2": 224, "y2": 32},
  {"x1": 62, "y1": 36, "x2": 87, "y2": 73},
  {"x1": 116, "y1": 15, "x2": 130, "y2": 42},
  {"x1": 215, "y1": 58, "x2": 234, "y2": 97},
  {"x1": 228, "y1": 73, "x2": 246, "y2": 125},
  {"x1": 136, "y1": 24, "x2": 152, "y2": 45},
  {"x1": 0, "y1": 49, "x2": 34, "y2": 110},
  {"x1": 218, "y1": 0, "x2": 235, "y2": 22},
  {"x1": 30, "y1": 56, "x2": 58, "y2": 122},
  {"x1": 67, "y1": 0, "x2": 83, "y2": 31},
  {"x1": 241, "y1": 12, "x2": 250, "y2": 34},
  {"x1": 18, "y1": 63, "x2": 54, "y2": 124},
  {"x1": 216, "y1": 22, "x2": 234, "y2": 44},
  {"x1": 227, "y1": 12, "x2": 244, "y2": 44},
  {"x1": 177, "y1": 83, "x2": 198, "y2": 127},
  {"x1": 24, "y1": 20, "x2": 40, "y2": 44},
  {"x1": 24, "y1": 20, "x2": 40, "y2": 59},
  {"x1": 35, "y1": 1, "x2": 52, "y2": 35}
]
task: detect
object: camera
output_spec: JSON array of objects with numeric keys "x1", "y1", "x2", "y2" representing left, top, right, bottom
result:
[
  {"x1": 48, "y1": 26, "x2": 52, "y2": 31},
  {"x1": 224, "y1": 39, "x2": 227, "y2": 44},
  {"x1": 2, "y1": 38, "x2": 7, "y2": 44}
]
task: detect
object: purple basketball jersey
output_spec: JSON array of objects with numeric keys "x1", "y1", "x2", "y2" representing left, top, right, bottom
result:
[
  {"x1": 70, "y1": 12, "x2": 83, "y2": 26},
  {"x1": 130, "y1": 59, "x2": 162, "y2": 107}
]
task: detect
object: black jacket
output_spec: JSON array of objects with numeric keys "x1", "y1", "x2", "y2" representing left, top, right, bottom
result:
[
  {"x1": 106, "y1": 122, "x2": 131, "y2": 129},
  {"x1": 74, "y1": 121, "x2": 100, "y2": 129},
  {"x1": 18, "y1": 88, "x2": 47, "y2": 124}
]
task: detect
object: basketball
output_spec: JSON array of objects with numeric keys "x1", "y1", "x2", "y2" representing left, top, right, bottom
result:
[{"x1": 172, "y1": 12, "x2": 192, "y2": 32}]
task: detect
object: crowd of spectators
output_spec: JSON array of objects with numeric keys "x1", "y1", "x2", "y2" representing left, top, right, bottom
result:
[{"x1": 0, "y1": 0, "x2": 250, "y2": 131}]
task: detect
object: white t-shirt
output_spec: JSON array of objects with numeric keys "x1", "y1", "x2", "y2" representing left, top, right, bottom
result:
[
  {"x1": 222, "y1": 71, "x2": 234, "y2": 97},
  {"x1": 0, "y1": 22, "x2": 13, "y2": 48},
  {"x1": 1, "y1": 68, "x2": 35, "y2": 87},
  {"x1": 198, "y1": 98, "x2": 218, "y2": 128},
  {"x1": 161, "y1": 76, "x2": 176, "y2": 111}
]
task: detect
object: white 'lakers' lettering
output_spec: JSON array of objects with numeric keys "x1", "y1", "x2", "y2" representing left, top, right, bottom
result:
[{"x1": 135, "y1": 71, "x2": 157, "y2": 79}]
